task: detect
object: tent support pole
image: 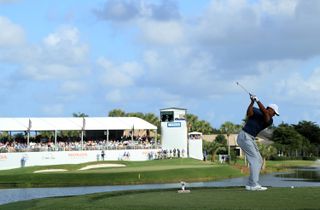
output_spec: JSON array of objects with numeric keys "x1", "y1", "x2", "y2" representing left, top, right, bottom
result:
[
  {"x1": 81, "y1": 130, "x2": 84, "y2": 150},
  {"x1": 155, "y1": 130, "x2": 158, "y2": 148},
  {"x1": 107, "y1": 130, "x2": 109, "y2": 150},
  {"x1": 54, "y1": 130, "x2": 57, "y2": 151},
  {"x1": 27, "y1": 131, "x2": 30, "y2": 146},
  {"x1": 131, "y1": 127, "x2": 134, "y2": 142}
]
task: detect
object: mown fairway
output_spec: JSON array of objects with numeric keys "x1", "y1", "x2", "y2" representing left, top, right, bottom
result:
[
  {"x1": 2, "y1": 187, "x2": 320, "y2": 210},
  {"x1": 0, "y1": 159, "x2": 244, "y2": 188}
]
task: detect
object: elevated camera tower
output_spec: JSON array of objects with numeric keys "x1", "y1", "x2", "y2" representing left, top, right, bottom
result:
[{"x1": 160, "y1": 107, "x2": 188, "y2": 155}]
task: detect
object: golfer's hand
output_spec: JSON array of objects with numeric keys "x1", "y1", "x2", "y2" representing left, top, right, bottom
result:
[
  {"x1": 250, "y1": 94, "x2": 255, "y2": 102},
  {"x1": 250, "y1": 94, "x2": 259, "y2": 102}
]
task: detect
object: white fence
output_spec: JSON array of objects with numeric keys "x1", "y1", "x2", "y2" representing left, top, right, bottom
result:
[
  {"x1": 0, "y1": 149, "x2": 160, "y2": 170},
  {"x1": 189, "y1": 139, "x2": 203, "y2": 160}
]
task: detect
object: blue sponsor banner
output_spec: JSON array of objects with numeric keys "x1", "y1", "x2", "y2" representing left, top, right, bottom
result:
[{"x1": 167, "y1": 122, "x2": 181, "y2": 127}]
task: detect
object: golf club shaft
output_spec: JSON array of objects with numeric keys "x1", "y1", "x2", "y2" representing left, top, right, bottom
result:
[{"x1": 236, "y1": 82, "x2": 252, "y2": 96}]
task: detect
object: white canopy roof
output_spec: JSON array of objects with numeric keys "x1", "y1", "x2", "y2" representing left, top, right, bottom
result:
[
  {"x1": 188, "y1": 132, "x2": 203, "y2": 135},
  {"x1": 0, "y1": 117, "x2": 157, "y2": 132}
]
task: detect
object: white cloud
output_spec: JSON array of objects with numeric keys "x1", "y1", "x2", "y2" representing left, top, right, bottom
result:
[
  {"x1": 0, "y1": 18, "x2": 91, "y2": 115},
  {"x1": 143, "y1": 88, "x2": 183, "y2": 108},
  {"x1": 93, "y1": 0, "x2": 180, "y2": 22},
  {"x1": 135, "y1": 0, "x2": 320, "y2": 101},
  {"x1": 0, "y1": 16, "x2": 25, "y2": 47},
  {"x1": 43, "y1": 26, "x2": 80, "y2": 46},
  {"x1": 275, "y1": 67, "x2": 320, "y2": 106},
  {"x1": 24, "y1": 64, "x2": 81, "y2": 80},
  {"x1": 60, "y1": 81, "x2": 87, "y2": 93},
  {"x1": 143, "y1": 50, "x2": 160, "y2": 69},
  {"x1": 44, "y1": 34, "x2": 63, "y2": 46},
  {"x1": 260, "y1": 0, "x2": 297, "y2": 16},
  {"x1": 2, "y1": 0, "x2": 320, "y2": 126},
  {"x1": 105, "y1": 89, "x2": 122, "y2": 102},
  {"x1": 15, "y1": 26, "x2": 90, "y2": 80},
  {"x1": 97, "y1": 57, "x2": 143, "y2": 87},
  {"x1": 200, "y1": 0, "x2": 320, "y2": 63},
  {"x1": 91, "y1": 0, "x2": 320, "y2": 121},
  {"x1": 138, "y1": 20, "x2": 185, "y2": 45},
  {"x1": 0, "y1": 24, "x2": 89, "y2": 81}
]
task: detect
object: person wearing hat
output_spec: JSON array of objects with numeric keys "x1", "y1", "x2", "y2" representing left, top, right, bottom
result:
[{"x1": 237, "y1": 94, "x2": 279, "y2": 191}]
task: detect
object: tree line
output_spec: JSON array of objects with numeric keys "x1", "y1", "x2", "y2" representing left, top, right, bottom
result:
[{"x1": 272, "y1": 121, "x2": 320, "y2": 159}]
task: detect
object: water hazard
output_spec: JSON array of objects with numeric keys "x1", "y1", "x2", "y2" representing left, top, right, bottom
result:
[
  {"x1": 1, "y1": 166, "x2": 319, "y2": 205},
  {"x1": 275, "y1": 166, "x2": 320, "y2": 182}
]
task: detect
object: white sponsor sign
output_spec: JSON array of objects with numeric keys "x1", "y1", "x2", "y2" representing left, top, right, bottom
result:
[{"x1": 0, "y1": 149, "x2": 161, "y2": 170}]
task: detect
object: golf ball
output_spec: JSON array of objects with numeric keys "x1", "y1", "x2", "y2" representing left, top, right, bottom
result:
[{"x1": 291, "y1": 186, "x2": 294, "y2": 189}]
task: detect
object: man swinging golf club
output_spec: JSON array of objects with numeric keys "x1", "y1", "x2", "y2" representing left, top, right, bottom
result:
[{"x1": 237, "y1": 93, "x2": 279, "y2": 191}]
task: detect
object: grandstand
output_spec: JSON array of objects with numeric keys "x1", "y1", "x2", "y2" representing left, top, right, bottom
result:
[{"x1": 0, "y1": 117, "x2": 161, "y2": 170}]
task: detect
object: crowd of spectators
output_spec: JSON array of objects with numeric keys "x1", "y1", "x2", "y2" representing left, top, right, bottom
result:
[
  {"x1": 93, "y1": 148, "x2": 186, "y2": 162},
  {"x1": 147, "y1": 148, "x2": 186, "y2": 160},
  {"x1": 189, "y1": 134, "x2": 202, "y2": 140},
  {"x1": 0, "y1": 135, "x2": 161, "y2": 153}
]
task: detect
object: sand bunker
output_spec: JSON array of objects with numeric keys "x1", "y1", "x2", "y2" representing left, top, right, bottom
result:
[
  {"x1": 34, "y1": 169, "x2": 68, "y2": 173},
  {"x1": 78, "y1": 163, "x2": 126, "y2": 171}
]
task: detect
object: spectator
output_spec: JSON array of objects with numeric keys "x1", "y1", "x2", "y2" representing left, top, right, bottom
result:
[{"x1": 101, "y1": 150, "x2": 105, "y2": 161}]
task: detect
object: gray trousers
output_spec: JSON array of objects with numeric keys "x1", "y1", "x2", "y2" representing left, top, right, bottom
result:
[{"x1": 237, "y1": 130, "x2": 263, "y2": 187}]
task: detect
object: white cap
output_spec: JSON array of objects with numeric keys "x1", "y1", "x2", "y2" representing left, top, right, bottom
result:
[{"x1": 268, "y1": 104, "x2": 280, "y2": 116}]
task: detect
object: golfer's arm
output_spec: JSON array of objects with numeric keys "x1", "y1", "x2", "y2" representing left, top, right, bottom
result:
[
  {"x1": 246, "y1": 101, "x2": 254, "y2": 117},
  {"x1": 256, "y1": 101, "x2": 271, "y2": 122}
]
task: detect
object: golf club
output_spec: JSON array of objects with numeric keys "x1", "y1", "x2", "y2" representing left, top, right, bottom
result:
[{"x1": 236, "y1": 82, "x2": 253, "y2": 96}]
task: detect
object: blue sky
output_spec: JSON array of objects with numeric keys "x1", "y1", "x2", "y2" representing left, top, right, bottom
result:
[{"x1": 1, "y1": 0, "x2": 320, "y2": 128}]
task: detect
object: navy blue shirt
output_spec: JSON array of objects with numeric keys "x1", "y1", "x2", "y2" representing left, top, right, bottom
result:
[{"x1": 243, "y1": 107, "x2": 273, "y2": 137}]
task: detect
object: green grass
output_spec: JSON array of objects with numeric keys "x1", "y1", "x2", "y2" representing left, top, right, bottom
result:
[
  {"x1": 1, "y1": 159, "x2": 318, "y2": 209},
  {"x1": 0, "y1": 159, "x2": 317, "y2": 189},
  {"x1": 266, "y1": 160, "x2": 316, "y2": 168},
  {"x1": 263, "y1": 160, "x2": 317, "y2": 173},
  {"x1": 0, "y1": 159, "x2": 243, "y2": 188},
  {"x1": 2, "y1": 187, "x2": 320, "y2": 210}
]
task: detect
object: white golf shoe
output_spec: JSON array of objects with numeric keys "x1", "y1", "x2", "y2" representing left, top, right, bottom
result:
[{"x1": 245, "y1": 185, "x2": 268, "y2": 191}]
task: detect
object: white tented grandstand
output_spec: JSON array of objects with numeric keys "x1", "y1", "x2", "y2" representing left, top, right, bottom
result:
[
  {"x1": 0, "y1": 117, "x2": 157, "y2": 132},
  {"x1": 0, "y1": 117, "x2": 161, "y2": 170}
]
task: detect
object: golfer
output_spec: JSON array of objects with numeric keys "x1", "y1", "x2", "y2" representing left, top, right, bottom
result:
[{"x1": 237, "y1": 94, "x2": 279, "y2": 191}]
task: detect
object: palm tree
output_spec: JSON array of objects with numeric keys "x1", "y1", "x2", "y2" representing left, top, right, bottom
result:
[
  {"x1": 0, "y1": 131, "x2": 10, "y2": 141},
  {"x1": 257, "y1": 143, "x2": 277, "y2": 170},
  {"x1": 38, "y1": 131, "x2": 54, "y2": 140},
  {"x1": 144, "y1": 113, "x2": 159, "y2": 125},
  {"x1": 195, "y1": 121, "x2": 214, "y2": 134},
  {"x1": 220, "y1": 121, "x2": 238, "y2": 160},
  {"x1": 204, "y1": 141, "x2": 226, "y2": 162},
  {"x1": 127, "y1": 112, "x2": 144, "y2": 118},
  {"x1": 186, "y1": 114, "x2": 199, "y2": 132},
  {"x1": 186, "y1": 114, "x2": 214, "y2": 134},
  {"x1": 108, "y1": 109, "x2": 126, "y2": 117},
  {"x1": 72, "y1": 113, "x2": 89, "y2": 146},
  {"x1": 72, "y1": 112, "x2": 89, "y2": 117},
  {"x1": 144, "y1": 113, "x2": 160, "y2": 133}
]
